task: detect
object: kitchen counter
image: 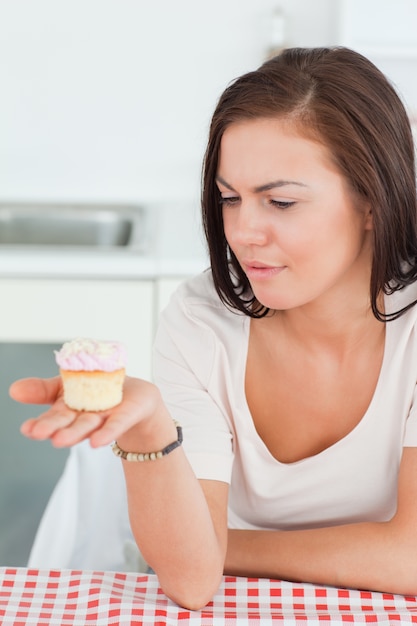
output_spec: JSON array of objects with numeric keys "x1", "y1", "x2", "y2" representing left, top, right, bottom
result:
[{"x1": 0, "y1": 202, "x2": 209, "y2": 280}]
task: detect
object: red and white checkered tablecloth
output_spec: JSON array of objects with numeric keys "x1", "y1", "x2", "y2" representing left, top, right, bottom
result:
[{"x1": 1, "y1": 568, "x2": 417, "y2": 625}]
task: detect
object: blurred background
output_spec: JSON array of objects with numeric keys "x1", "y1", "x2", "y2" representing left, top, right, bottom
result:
[
  {"x1": 0, "y1": 0, "x2": 415, "y2": 205},
  {"x1": 0, "y1": 0, "x2": 416, "y2": 566}
]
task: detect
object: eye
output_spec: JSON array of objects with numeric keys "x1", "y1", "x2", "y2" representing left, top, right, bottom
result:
[
  {"x1": 269, "y1": 199, "x2": 296, "y2": 209},
  {"x1": 219, "y1": 195, "x2": 240, "y2": 207}
]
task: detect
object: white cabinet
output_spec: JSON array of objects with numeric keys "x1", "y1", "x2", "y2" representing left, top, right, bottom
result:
[
  {"x1": 0, "y1": 278, "x2": 154, "y2": 378},
  {"x1": 0, "y1": 275, "x2": 190, "y2": 379}
]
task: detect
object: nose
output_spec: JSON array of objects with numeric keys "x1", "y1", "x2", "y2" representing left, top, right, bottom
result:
[{"x1": 231, "y1": 202, "x2": 268, "y2": 247}]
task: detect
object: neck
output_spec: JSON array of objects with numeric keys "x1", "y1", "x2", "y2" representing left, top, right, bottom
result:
[{"x1": 263, "y1": 289, "x2": 385, "y2": 358}]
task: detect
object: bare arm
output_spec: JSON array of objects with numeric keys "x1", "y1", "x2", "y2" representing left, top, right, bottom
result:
[
  {"x1": 225, "y1": 446, "x2": 417, "y2": 595},
  {"x1": 14, "y1": 376, "x2": 417, "y2": 602},
  {"x1": 117, "y1": 414, "x2": 229, "y2": 610},
  {"x1": 10, "y1": 376, "x2": 229, "y2": 610}
]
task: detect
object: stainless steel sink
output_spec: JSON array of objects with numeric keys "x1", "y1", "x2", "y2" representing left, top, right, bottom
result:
[{"x1": 0, "y1": 203, "x2": 149, "y2": 250}]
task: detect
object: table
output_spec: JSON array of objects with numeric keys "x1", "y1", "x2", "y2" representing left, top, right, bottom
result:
[{"x1": 1, "y1": 568, "x2": 417, "y2": 625}]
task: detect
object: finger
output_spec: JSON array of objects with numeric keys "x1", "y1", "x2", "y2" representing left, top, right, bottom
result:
[
  {"x1": 89, "y1": 397, "x2": 157, "y2": 448},
  {"x1": 50, "y1": 413, "x2": 107, "y2": 448},
  {"x1": 9, "y1": 377, "x2": 63, "y2": 405},
  {"x1": 88, "y1": 378, "x2": 163, "y2": 447},
  {"x1": 20, "y1": 404, "x2": 106, "y2": 447},
  {"x1": 88, "y1": 410, "x2": 132, "y2": 448},
  {"x1": 20, "y1": 417, "x2": 38, "y2": 437},
  {"x1": 20, "y1": 404, "x2": 78, "y2": 441}
]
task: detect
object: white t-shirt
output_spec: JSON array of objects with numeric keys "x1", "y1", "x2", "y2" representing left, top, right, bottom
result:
[{"x1": 153, "y1": 270, "x2": 417, "y2": 531}]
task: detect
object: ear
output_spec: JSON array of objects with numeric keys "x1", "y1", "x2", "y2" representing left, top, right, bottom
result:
[{"x1": 364, "y1": 203, "x2": 373, "y2": 230}]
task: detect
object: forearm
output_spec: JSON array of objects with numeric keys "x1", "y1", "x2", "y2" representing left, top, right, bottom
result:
[
  {"x1": 225, "y1": 521, "x2": 417, "y2": 595},
  {"x1": 118, "y1": 413, "x2": 226, "y2": 610}
]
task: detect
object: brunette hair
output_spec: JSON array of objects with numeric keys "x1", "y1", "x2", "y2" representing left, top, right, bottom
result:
[{"x1": 201, "y1": 46, "x2": 417, "y2": 321}]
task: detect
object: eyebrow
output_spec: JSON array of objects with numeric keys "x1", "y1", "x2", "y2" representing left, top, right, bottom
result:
[{"x1": 215, "y1": 175, "x2": 308, "y2": 193}]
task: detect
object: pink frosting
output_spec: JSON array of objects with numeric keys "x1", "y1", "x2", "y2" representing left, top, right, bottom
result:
[{"x1": 55, "y1": 338, "x2": 127, "y2": 372}]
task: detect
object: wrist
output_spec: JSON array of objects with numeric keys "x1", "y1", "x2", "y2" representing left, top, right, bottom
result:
[
  {"x1": 112, "y1": 421, "x2": 182, "y2": 462},
  {"x1": 116, "y1": 398, "x2": 178, "y2": 454}
]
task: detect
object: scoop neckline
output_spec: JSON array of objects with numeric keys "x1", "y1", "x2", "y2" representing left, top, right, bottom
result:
[{"x1": 240, "y1": 309, "x2": 390, "y2": 467}]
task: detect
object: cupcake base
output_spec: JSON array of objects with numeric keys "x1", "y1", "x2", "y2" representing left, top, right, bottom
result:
[{"x1": 60, "y1": 368, "x2": 125, "y2": 411}]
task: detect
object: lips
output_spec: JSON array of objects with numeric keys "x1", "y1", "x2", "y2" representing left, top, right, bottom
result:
[{"x1": 242, "y1": 260, "x2": 287, "y2": 280}]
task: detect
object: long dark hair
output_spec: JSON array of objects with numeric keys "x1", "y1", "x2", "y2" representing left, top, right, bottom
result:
[{"x1": 202, "y1": 46, "x2": 417, "y2": 321}]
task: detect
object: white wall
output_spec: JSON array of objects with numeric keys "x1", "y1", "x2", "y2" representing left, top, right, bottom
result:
[
  {"x1": 0, "y1": 0, "x2": 337, "y2": 206},
  {"x1": 0, "y1": 0, "x2": 413, "y2": 208}
]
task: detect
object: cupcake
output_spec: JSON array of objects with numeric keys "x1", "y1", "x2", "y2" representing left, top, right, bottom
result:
[{"x1": 55, "y1": 337, "x2": 127, "y2": 411}]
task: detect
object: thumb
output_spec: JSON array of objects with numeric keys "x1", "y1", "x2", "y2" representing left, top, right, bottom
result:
[{"x1": 9, "y1": 376, "x2": 63, "y2": 405}]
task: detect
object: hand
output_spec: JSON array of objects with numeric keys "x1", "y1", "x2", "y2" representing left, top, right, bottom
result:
[{"x1": 9, "y1": 375, "x2": 164, "y2": 449}]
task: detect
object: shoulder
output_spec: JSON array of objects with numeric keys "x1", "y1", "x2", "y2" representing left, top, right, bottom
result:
[
  {"x1": 155, "y1": 270, "x2": 247, "y2": 370},
  {"x1": 174, "y1": 269, "x2": 222, "y2": 307},
  {"x1": 386, "y1": 282, "x2": 417, "y2": 329},
  {"x1": 162, "y1": 269, "x2": 245, "y2": 333},
  {"x1": 154, "y1": 270, "x2": 247, "y2": 390}
]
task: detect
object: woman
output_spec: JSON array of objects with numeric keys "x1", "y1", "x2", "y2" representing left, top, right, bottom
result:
[{"x1": 10, "y1": 47, "x2": 417, "y2": 609}]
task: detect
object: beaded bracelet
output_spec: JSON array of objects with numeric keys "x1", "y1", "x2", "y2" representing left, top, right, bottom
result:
[{"x1": 111, "y1": 421, "x2": 183, "y2": 462}]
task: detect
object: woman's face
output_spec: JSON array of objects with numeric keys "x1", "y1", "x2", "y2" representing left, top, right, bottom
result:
[{"x1": 217, "y1": 118, "x2": 373, "y2": 313}]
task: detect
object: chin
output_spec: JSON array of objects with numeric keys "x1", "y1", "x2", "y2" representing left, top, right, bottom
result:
[
  {"x1": 254, "y1": 297, "x2": 295, "y2": 312},
  {"x1": 250, "y1": 287, "x2": 286, "y2": 309}
]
